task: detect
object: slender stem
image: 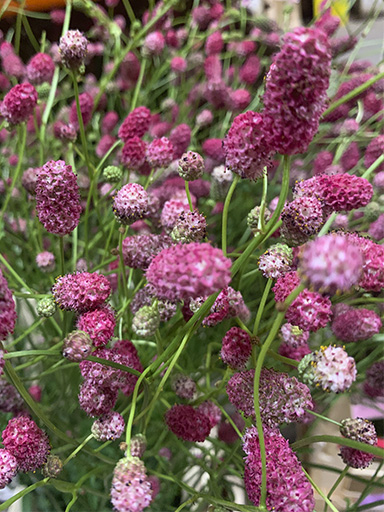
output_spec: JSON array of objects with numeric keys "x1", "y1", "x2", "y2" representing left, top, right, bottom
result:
[
  {"x1": 1, "y1": 123, "x2": 27, "y2": 220},
  {"x1": 302, "y1": 468, "x2": 340, "y2": 512},
  {"x1": 324, "y1": 466, "x2": 349, "y2": 512},
  {"x1": 185, "y1": 181, "x2": 194, "y2": 212},
  {"x1": 362, "y1": 154, "x2": 384, "y2": 179},
  {"x1": 305, "y1": 409, "x2": 342, "y2": 427},
  {"x1": 231, "y1": 156, "x2": 290, "y2": 276},
  {"x1": 60, "y1": 236, "x2": 65, "y2": 276},
  {"x1": 121, "y1": 0, "x2": 136, "y2": 25},
  {"x1": 72, "y1": 228, "x2": 78, "y2": 272},
  {"x1": 222, "y1": 175, "x2": 240, "y2": 256},
  {"x1": 258, "y1": 169, "x2": 268, "y2": 233},
  {"x1": 0, "y1": 479, "x2": 49, "y2": 512},
  {"x1": 318, "y1": 212, "x2": 337, "y2": 236},
  {"x1": 130, "y1": 59, "x2": 147, "y2": 112},
  {"x1": 6, "y1": 318, "x2": 45, "y2": 349},
  {"x1": 118, "y1": 228, "x2": 129, "y2": 301},
  {"x1": 63, "y1": 434, "x2": 94, "y2": 466},
  {"x1": 292, "y1": 435, "x2": 384, "y2": 457},
  {"x1": 253, "y1": 283, "x2": 304, "y2": 506},
  {"x1": 125, "y1": 366, "x2": 153, "y2": 447},
  {"x1": 71, "y1": 72, "x2": 92, "y2": 178},
  {"x1": 253, "y1": 278, "x2": 272, "y2": 336},
  {"x1": 0, "y1": 253, "x2": 34, "y2": 293}
]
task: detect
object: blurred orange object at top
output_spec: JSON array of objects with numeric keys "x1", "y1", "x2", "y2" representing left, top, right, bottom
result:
[{"x1": 1, "y1": 0, "x2": 66, "y2": 16}]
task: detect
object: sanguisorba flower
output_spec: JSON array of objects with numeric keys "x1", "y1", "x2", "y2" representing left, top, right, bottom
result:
[
  {"x1": 35, "y1": 160, "x2": 81, "y2": 236},
  {"x1": 262, "y1": 26, "x2": 331, "y2": 155},
  {"x1": 146, "y1": 242, "x2": 232, "y2": 302},
  {"x1": 0, "y1": 83, "x2": 38, "y2": 125},
  {"x1": 339, "y1": 418, "x2": 377, "y2": 469},
  {"x1": 59, "y1": 29, "x2": 88, "y2": 71},
  {"x1": 111, "y1": 457, "x2": 153, "y2": 512},
  {"x1": 243, "y1": 426, "x2": 315, "y2": 511},
  {"x1": 52, "y1": 272, "x2": 111, "y2": 312},
  {"x1": 0, "y1": 269, "x2": 17, "y2": 341}
]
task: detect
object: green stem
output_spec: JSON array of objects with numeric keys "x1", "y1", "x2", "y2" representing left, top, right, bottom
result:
[
  {"x1": 185, "y1": 181, "x2": 194, "y2": 212},
  {"x1": 222, "y1": 175, "x2": 240, "y2": 256},
  {"x1": 292, "y1": 435, "x2": 384, "y2": 458},
  {"x1": 253, "y1": 278, "x2": 272, "y2": 336},
  {"x1": 125, "y1": 366, "x2": 153, "y2": 447},
  {"x1": 59, "y1": 236, "x2": 65, "y2": 276},
  {"x1": 1, "y1": 123, "x2": 27, "y2": 220},
  {"x1": 231, "y1": 156, "x2": 290, "y2": 277},
  {"x1": 6, "y1": 318, "x2": 45, "y2": 349},
  {"x1": 258, "y1": 170, "x2": 268, "y2": 233},
  {"x1": 362, "y1": 154, "x2": 384, "y2": 179},
  {"x1": 0, "y1": 479, "x2": 49, "y2": 512},
  {"x1": 118, "y1": 228, "x2": 129, "y2": 301},
  {"x1": 318, "y1": 212, "x2": 337, "y2": 236},
  {"x1": 305, "y1": 409, "x2": 342, "y2": 427},
  {"x1": 0, "y1": 253, "x2": 34, "y2": 293},
  {"x1": 130, "y1": 59, "x2": 147, "y2": 111},
  {"x1": 302, "y1": 468, "x2": 340, "y2": 512},
  {"x1": 72, "y1": 227, "x2": 78, "y2": 272},
  {"x1": 253, "y1": 283, "x2": 304, "y2": 507},
  {"x1": 63, "y1": 434, "x2": 94, "y2": 466},
  {"x1": 121, "y1": 0, "x2": 136, "y2": 23},
  {"x1": 324, "y1": 466, "x2": 349, "y2": 512},
  {"x1": 323, "y1": 72, "x2": 384, "y2": 117}
]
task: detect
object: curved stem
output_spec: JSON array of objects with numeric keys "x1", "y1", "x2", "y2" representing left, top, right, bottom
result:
[
  {"x1": 63, "y1": 434, "x2": 94, "y2": 466},
  {"x1": 222, "y1": 175, "x2": 240, "y2": 256},
  {"x1": 253, "y1": 278, "x2": 272, "y2": 336},
  {"x1": 292, "y1": 435, "x2": 384, "y2": 457},
  {"x1": 258, "y1": 169, "x2": 268, "y2": 233},
  {"x1": 324, "y1": 466, "x2": 349, "y2": 512},
  {"x1": 302, "y1": 468, "x2": 340, "y2": 512},
  {"x1": 0, "y1": 478, "x2": 49, "y2": 512}
]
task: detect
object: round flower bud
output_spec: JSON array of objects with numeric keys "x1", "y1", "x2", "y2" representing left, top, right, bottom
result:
[
  {"x1": 165, "y1": 404, "x2": 212, "y2": 442},
  {"x1": 281, "y1": 196, "x2": 324, "y2": 247},
  {"x1": 36, "y1": 296, "x2": 57, "y2": 318},
  {"x1": 59, "y1": 30, "x2": 88, "y2": 70},
  {"x1": 298, "y1": 345, "x2": 357, "y2": 393},
  {"x1": 221, "y1": 327, "x2": 252, "y2": 370},
  {"x1": 0, "y1": 449, "x2": 17, "y2": 489},
  {"x1": 132, "y1": 305, "x2": 160, "y2": 338},
  {"x1": 247, "y1": 206, "x2": 272, "y2": 235},
  {"x1": 259, "y1": 243, "x2": 293, "y2": 280},
  {"x1": 171, "y1": 210, "x2": 207, "y2": 243},
  {"x1": 0, "y1": 83, "x2": 38, "y2": 126},
  {"x1": 172, "y1": 374, "x2": 196, "y2": 400},
  {"x1": 178, "y1": 151, "x2": 205, "y2": 181},
  {"x1": 339, "y1": 418, "x2": 377, "y2": 469},
  {"x1": 92, "y1": 411, "x2": 125, "y2": 441},
  {"x1": 112, "y1": 183, "x2": 149, "y2": 225},
  {"x1": 63, "y1": 330, "x2": 92, "y2": 362},
  {"x1": 146, "y1": 137, "x2": 174, "y2": 169},
  {"x1": 52, "y1": 272, "x2": 111, "y2": 312},
  {"x1": 36, "y1": 251, "x2": 55, "y2": 273},
  {"x1": 130, "y1": 434, "x2": 147, "y2": 458},
  {"x1": 41, "y1": 455, "x2": 63, "y2": 478},
  {"x1": 2, "y1": 416, "x2": 50, "y2": 472},
  {"x1": 26, "y1": 53, "x2": 55, "y2": 85},
  {"x1": 111, "y1": 457, "x2": 153, "y2": 512},
  {"x1": 331, "y1": 308, "x2": 382, "y2": 343},
  {"x1": 103, "y1": 165, "x2": 122, "y2": 183}
]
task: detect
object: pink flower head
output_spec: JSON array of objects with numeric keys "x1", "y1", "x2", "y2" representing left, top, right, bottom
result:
[
  {"x1": 0, "y1": 449, "x2": 17, "y2": 489},
  {"x1": 332, "y1": 307, "x2": 382, "y2": 343},
  {"x1": 122, "y1": 234, "x2": 172, "y2": 270},
  {"x1": 227, "y1": 368, "x2": 313, "y2": 425},
  {"x1": 165, "y1": 404, "x2": 212, "y2": 442},
  {"x1": 59, "y1": 29, "x2": 88, "y2": 70},
  {"x1": 35, "y1": 159, "x2": 81, "y2": 236},
  {"x1": 298, "y1": 345, "x2": 357, "y2": 392},
  {"x1": 96, "y1": 134, "x2": 116, "y2": 158},
  {"x1": 243, "y1": 426, "x2": 315, "y2": 511},
  {"x1": 77, "y1": 304, "x2": 116, "y2": 347},
  {"x1": 197, "y1": 401, "x2": 221, "y2": 429},
  {"x1": 205, "y1": 31, "x2": 224, "y2": 55},
  {"x1": 118, "y1": 106, "x2": 151, "y2": 143},
  {"x1": 0, "y1": 269, "x2": 17, "y2": 341},
  {"x1": 121, "y1": 136, "x2": 147, "y2": 170},
  {"x1": 223, "y1": 111, "x2": 274, "y2": 181},
  {"x1": 279, "y1": 323, "x2": 311, "y2": 361},
  {"x1": 146, "y1": 242, "x2": 231, "y2": 302},
  {"x1": 263, "y1": 27, "x2": 331, "y2": 155},
  {"x1": 339, "y1": 418, "x2": 377, "y2": 469},
  {"x1": 36, "y1": 251, "x2": 55, "y2": 273},
  {"x1": 172, "y1": 374, "x2": 196, "y2": 400},
  {"x1": 221, "y1": 327, "x2": 252, "y2": 369},
  {"x1": 52, "y1": 272, "x2": 111, "y2": 312},
  {"x1": 26, "y1": 53, "x2": 55, "y2": 85},
  {"x1": 258, "y1": 243, "x2": 293, "y2": 279},
  {"x1": 316, "y1": 174, "x2": 373, "y2": 212},
  {"x1": 280, "y1": 196, "x2": 324, "y2": 246},
  {"x1": 286, "y1": 289, "x2": 332, "y2": 332},
  {"x1": 363, "y1": 361, "x2": 384, "y2": 398},
  {"x1": 1, "y1": 83, "x2": 37, "y2": 125},
  {"x1": 239, "y1": 55, "x2": 261, "y2": 85},
  {"x1": 230, "y1": 88, "x2": 251, "y2": 110},
  {"x1": 170, "y1": 56, "x2": 187, "y2": 73},
  {"x1": 314, "y1": 150, "x2": 333, "y2": 175},
  {"x1": 143, "y1": 31, "x2": 165, "y2": 56},
  {"x1": 365, "y1": 135, "x2": 384, "y2": 173},
  {"x1": 91, "y1": 411, "x2": 125, "y2": 441},
  {"x1": 178, "y1": 151, "x2": 205, "y2": 181},
  {"x1": 146, "y1": 137, "x2": 174, "y2": 168},
  {"x1": 298, "y1": 234, "x2": 363, "y2": 295},
  {"x1": 202, "y1": 138, "x2": 225, "y2": 164},
  {"x1": 2, "y1": 416, "x2": 50, "y2": 472},
  {"x1": 112, "y1": 183, "x2": 149, "y2": 225},
  {"x1": 111, "y1": 457, "x2": 153, "y2": 512},
  {"x1": 78, "y1": 380, "x2": 117, "y2": 417},
  {"x1": 169, "y1": 123, "x2": 191, "y2": 159}
]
